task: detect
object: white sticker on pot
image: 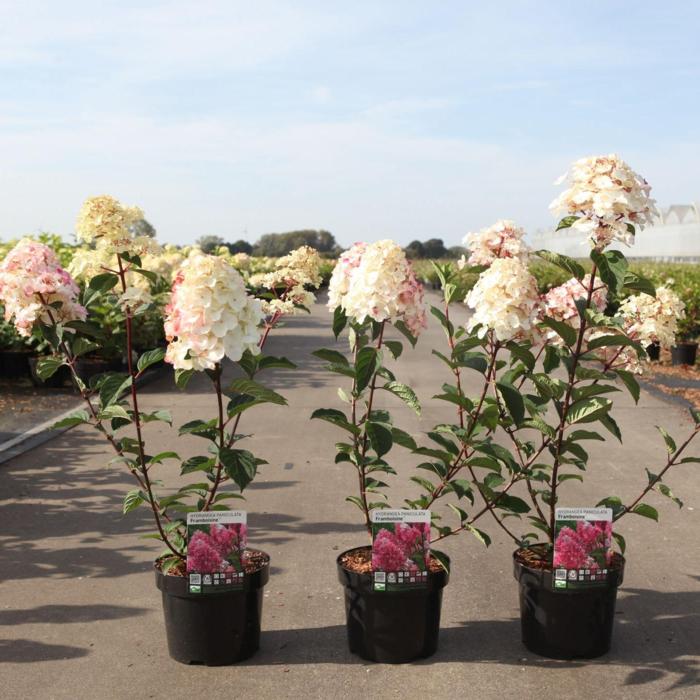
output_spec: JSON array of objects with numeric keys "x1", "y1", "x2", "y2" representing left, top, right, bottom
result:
[
  {"x1": 370, "y1": 510, "x2": 431, "y2": 592},
  {"x1": 552, "y1": 507, "x2": 613, "y2": 591},
  {"x1": 186, "y1": 511, "x2": 247, "y2": 594}
]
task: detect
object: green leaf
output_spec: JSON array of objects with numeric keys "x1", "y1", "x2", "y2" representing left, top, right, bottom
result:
[
  {"x1": 656, "y1": 482, "x2": 683, "y2": 508},
  {"x1": 36, "y1": 357, "x2": 65, "y2": 380},
  {"x1": 535, "y1": 250, "x2": 585, "y2": 280},
  {"x1": 312, "y1": 348, "x2": 349, "y2": 366},
  {"x1": 174, "y1": 369, "x2": 195, "y2": 389},
  {"x1": 541, "y1": 317, "x2": 577, "y2": 347},
  {"x1": 616, "y1": 369, "x2": 640, "y2": 404},
  {"x1": 180, "y1": 456, "x2": 215, "y2": 475},
  {"x1": 599, "y1": 413, "x2": 622, "y2": 442},
  {"x1": 383, "y1": 381, "x2": 421, "y2": 415},
  {"x1": 132, "y1": 267, "x2": 158, "y2": 285},
  {"x1": 623, "y1": 272, "x2": 656, "y2": 297},
  {"x1": 384, "y1": 340, "x2": 403, "y2": 360},
  {"x1": 178, "y1": 419, "x2": 217, "y2": 439},
  {"x1": 466, "y1": 525, "x2": 491, "y2": 547},
  {"x1": 450, "y1": 479, "x2": 474, "y2": 501},
  {"x1": 612, "y1": 531, "x2": 626, "y2": 554},
  {"x1": 123, "y1": 489, "x2": 147, "y2": 514},
  {"x1": 332, "y1": 306, "x2": 347, "y2": 339},
  {"x1": 355, "y1": 346, "x2": 379, "y2": 393},
  {"x1": 495, "y1": 494, "x2": 530, "y2": 514},
  {"x1": 393, "y1": 319, "x2": 418, "y2": 347},
  {"x1": 657, "y1": 426, "x2": 677, "y2": 454},
  {"x1": 89, "y1": 272, "x2": 119, "y2": 293},
  {"x1": 567, "y1": 397, "x2": 611, "y2": 424},
  {"x1": 555, "y1": 215, "x2": 580, "y2": 231},
  {"x1": 228, "y1": 378, "x2": 287, "y2": 406},
  {"x1": 496, "y1": 382, "x2": 525, "y2": 425},
  {"x1": 141, "y1": 409, "x2": 172, "y2": 425},
  {"x1": 591, "y1": 249, "x2": 628, "y2": 295},
  {"x1": 365, "y1": 422, "x2": 393, "y2": 457},
  {"x1": 431, "y1": 548, "x2": 450, "y2": 573},
  {"x1": 219, "y1": 447, "x2": 258, "y2": 491},
  {"x1": 310, "y1": 408, "x2": 359, "y2": 435},
  {"x1": 587, "y1": 334, "x2": 637, "y2": 351},
  {"x1": 99, "y1": 374, "x2": 132, "y2": 407},
  {"x1": 543, "y1": 345, "x2": 561, "y2": 373},
  {"x1": 98, "y1": 404, "x2": 130, "y2": 421},
  {"x1": 391, "y1": 427, "x2": 417, "y2": 450},
  {"x1": 690, "y1": 408, "x2": 700, "y2": 424},
  {"x1": 258, "y1": 355, "x2": 296, "y2": 371},
  {"x1": 52, "y1": 409, "x2": 91, "y2": 429},
  {"x1": 71, "y1": 337, "x2": 99, "y2": 358},
  {"x1": 632, "y1": 503, "x2": 659, "y2": 521},
  {"x1": 149, "y1": 451, "x2": 180, "y2": 464},
  {"x1": 431, "y1": 306, "x2": 454, "y2": 336},
  {"x1": 137, "y1": 348, "x2": 166, "y2": 372}
]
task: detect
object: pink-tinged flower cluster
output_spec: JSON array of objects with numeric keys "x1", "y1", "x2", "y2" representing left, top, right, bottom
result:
[
  {"x1": 328, "y1": 240, "x2": 427, "y2": 338},
  {"x1": 618, "y1": 287, "x2": 685, "y2": 349},
  {"x1": 553, "y1": 520, "x2": 612, "y2": 570},
  {"x1": 186, "y1": 523, "x2": 247, "y2": 573},
  {"x1": 542, "y1": 275, "x2": 608, "y2": 346},
  {"x1": 460, "y1": 219, "x2": 529, "y2": 268},
  {"x1": 164, "y1": 254, "x2": 264, "y2": 371},
  {"x1": 0, "y1": 239, "x2": 86, "y2": 337},
  {"x1": 550, "y1": 154, "x2": 658, "y2": 250},
  {"x1": 372, "y1": 522, "x2": 430, "y2": 573}
]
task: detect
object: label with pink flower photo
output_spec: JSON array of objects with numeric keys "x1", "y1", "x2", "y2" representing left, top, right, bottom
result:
[
  {"x1": 552, "y1": 507, "x2": 613, "y2": 591},
  {"x1": 186, "y1": 511, "x2": 247, "y2": 595},
  {"x1": 371, "y1": 509, "x2": 431, "y2": 592}
]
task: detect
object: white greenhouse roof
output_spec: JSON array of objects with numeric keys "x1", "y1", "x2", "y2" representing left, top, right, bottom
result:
[{"x1": 531, "y1": 203, "x2": 700, "y2": 260}]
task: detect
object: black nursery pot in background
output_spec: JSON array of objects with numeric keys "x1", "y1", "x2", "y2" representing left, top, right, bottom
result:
[
  {"x1": 0, "y1": 350, "x2": 32, "y2": 378},
  {"x1": 645, "y1": 342, "x2": 660, "y2": 362},
  {"x1": 671, "y1": 342, "x2": 698, "y2": 366},
  {"x1": 337, "y1": 546, "x2": 449, "y2": 664},
  {"x1": 155, "y1": 551, "x2": 270, "y2": 666},
  {"x1": 513, "y1": 549, "x2": 625, "y2": 659}
]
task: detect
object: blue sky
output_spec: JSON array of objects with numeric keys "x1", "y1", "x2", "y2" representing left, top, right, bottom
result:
[{"x1": 1, "y1": 1, "x2": 698, "y2": 247}]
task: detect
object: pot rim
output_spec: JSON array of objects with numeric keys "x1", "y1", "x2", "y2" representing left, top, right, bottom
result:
[
  {"x1": 155, "y1": 549, "x2": 271, "y2": 597},
  {"x1": 337, "y1": 545, "x2": 450, "y2": 593},
  {"x1": 512, "y1": 546, "x2": 625, "y2": 590}
]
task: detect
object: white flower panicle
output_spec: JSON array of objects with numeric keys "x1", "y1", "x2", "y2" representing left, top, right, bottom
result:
[
  {"x1": 76, "y1": 195, "x2": 160, "y2": 256},
  {"x1": 163, "y1": 254, "x2": 264, "y2": 371},
  {"x1": 466, "y1": 257, "x2": 541, "y2": 342},
  {"x1": 550, "y1": 154, "x2": 658, "y2": 250},
  {"x1": 460, "y1": 219, "x2": 529, "y2": 268},
  {"x1": 257, "y1": 246, "x2": 323, "y2": 316},
  {"x1": 618, "y1": 286, "x2": 685, "y2": 348},
  {"x1": 328, "y1": 240, "x2": 426, "y2": 337}
]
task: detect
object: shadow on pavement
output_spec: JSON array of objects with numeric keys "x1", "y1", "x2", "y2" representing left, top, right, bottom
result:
[{"x1": 242, "y1": 584, "x2": 699, "y2": 691}]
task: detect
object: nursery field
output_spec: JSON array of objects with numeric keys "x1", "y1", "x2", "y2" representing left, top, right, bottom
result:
[{"x1": 1, "y1": 292, "x2": 699, "y2": 700}]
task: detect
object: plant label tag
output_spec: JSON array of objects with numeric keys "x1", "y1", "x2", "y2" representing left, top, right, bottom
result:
[
  {"x1": 552, "y1": 507, "x2": 613, "y2": 591},
  {"x1": 370, "y1": 509, "x2": 431, "y2": 592},
  {"x1": 186, "y1": 511, "x2": 247, "y2": 595}
]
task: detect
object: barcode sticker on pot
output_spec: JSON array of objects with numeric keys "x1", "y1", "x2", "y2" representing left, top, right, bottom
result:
[
  {"x1": 370, "y1": 510, "x2": 431, "y2": 592},
  {"x1": 552, "y1": 507, "x2": 613, "y2": 591},
  {"x1": 186, "y1": 511, "x2": 247, "y2": 595}
]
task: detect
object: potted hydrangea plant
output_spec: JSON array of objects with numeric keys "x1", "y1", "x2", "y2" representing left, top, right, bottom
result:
[
  {"x1": 423, "y1": 155, "x2": 699, "y2": 659},
  {"x1": 311, "y1": 239, "x2": 458, "y2": 663},
  {"x1": 0, "y1": 196, "x2": 322, "y2": 666}
]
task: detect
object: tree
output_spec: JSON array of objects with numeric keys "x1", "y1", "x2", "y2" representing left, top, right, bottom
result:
[
  {"x1": 253, "y1": 230, "x2": 339, "y2": 257},
  {"x1": 131, "y1": 218, "x2": 156, "y2": 238},
  {"x1": 404, "y1": 240, "x2": 425, "y2": 259},
  {"x1": 195, "y1": 235, "x2": 226, "y2": 253},
  {"x1": 228, "y1": 239, "x2": 253, "y2": 255}
]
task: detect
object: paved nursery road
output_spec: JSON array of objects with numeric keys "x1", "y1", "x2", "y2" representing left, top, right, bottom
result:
[{"x1": 1, "y1": 292, "x2": 699, "y2": 699}]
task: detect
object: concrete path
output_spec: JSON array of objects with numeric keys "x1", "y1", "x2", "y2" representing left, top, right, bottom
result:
[{"x1": 1, "y1": 292, "x2": 699, "y2": 699}]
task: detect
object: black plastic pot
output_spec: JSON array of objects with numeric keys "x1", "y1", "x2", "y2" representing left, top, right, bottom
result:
[
  {"x1": 645, "y1": 342, "x2": 660, "y2": 362},
  {"x1": 671, "y1": 342, "x2": 697, "y2": 366},
  {"x1": 337, "y1": 546, "x2": 449, "y2": 663},
  {"x1": 155, "y1": 551, "x2": 270, "y2": 665},
  {"x1": 28, "y1": 356, "x2": 71, "y2": 387},
  {"x1": 513, "y1": 549, "x2": 625, "y2": 659},
  {"x1": 0, "y1": 350, "x2": 32, "y2": 378}
]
